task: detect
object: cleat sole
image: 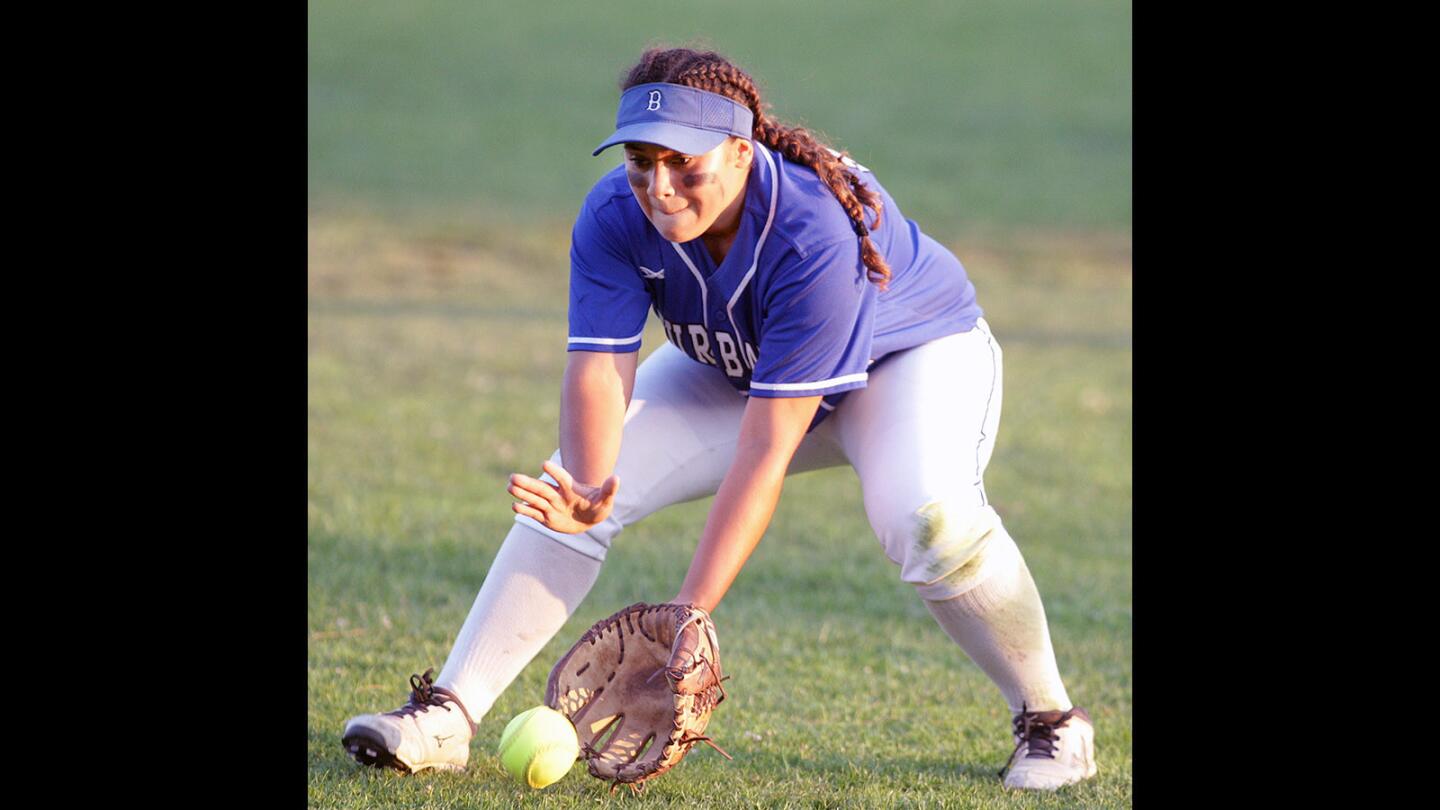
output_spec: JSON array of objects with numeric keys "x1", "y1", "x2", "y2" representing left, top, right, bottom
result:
[{"x1": 341, "y1": 730, "x2": 411, "y2": 774}]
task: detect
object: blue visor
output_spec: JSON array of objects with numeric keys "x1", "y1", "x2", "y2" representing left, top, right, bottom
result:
[{"x1": 592, "y1": 82, "x2": 754, "y2": 157}]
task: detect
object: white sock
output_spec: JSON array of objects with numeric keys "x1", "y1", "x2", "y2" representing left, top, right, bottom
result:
[
  {"x1": 435, "y1": 524, "x2": 602, "y2": 726},
  {"x1": 924, "y1": 551, "x2": 1073, "y2": 714}
]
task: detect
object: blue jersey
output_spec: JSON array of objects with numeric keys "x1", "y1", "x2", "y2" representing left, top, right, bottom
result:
[{"x1": 567, "y1": 142, "x2": 982, "y2": 429}]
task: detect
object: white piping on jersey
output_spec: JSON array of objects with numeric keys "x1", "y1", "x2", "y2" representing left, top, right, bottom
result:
[
  {"x1": 826, "y1": 147, "x2": 870, "y2": 173},
  {"x1": 668, "y1": 242, "x2": 708, "y2": 330},
  {"x1": 818, "y1": 400, "x2": 835, "y2": 412},
  {"x1": 637, "y1": 265, "x2": 664, "y2": 279},
  {"x1": 725, "y1": 142, "x2": 779, "y2": 342},
  {"x1": 749, "y1": 372, "x2": 868, "y2": 392},
  {"x1": 568, "y1": 328, "x2": 645, "y2": 347},
  {"x1": 665, "y1": 142, "x2": 781, "y2": 336}
]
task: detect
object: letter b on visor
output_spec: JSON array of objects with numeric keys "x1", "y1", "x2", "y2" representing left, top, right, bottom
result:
[{"x1": 592, "y1": 82, "x2": 754, "y2": 157}]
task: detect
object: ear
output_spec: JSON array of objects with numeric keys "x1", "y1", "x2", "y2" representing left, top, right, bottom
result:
[{"x1": 731, "y1": 137, "x2": 753, "y2": 169}]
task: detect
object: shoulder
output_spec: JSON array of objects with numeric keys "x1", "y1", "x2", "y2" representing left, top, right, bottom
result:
[
  {"x1": 742, "y1": 151, "x2": 862, "y2": 300},
  {"x1": 760, "y1": 148, "x2": 883, "y2": 260},
  {"x1": 578, "y1": 165, "x2": 638, "y2": 224},
  {"x1": 573, "y1": 166, "x2": 647, "y2": 253}
]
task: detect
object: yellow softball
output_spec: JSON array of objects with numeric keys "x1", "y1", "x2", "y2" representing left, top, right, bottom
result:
[{"x1": 497, "y1": 705, "x2": 580, "y2": 788}]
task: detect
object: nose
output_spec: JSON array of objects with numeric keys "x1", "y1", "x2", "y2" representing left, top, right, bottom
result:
[{"x1": 649, "y1": 164, "x2": 675, "y2": 199}]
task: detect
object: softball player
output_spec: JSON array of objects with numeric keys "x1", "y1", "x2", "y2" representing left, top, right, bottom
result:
[{"x1": 343, "y1": 47, "x2": 1096, "y2": 791}]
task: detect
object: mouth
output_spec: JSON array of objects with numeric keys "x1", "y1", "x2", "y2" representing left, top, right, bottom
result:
[{"x1": 652, "y1": 203, "x2": 688, "y2": 216}]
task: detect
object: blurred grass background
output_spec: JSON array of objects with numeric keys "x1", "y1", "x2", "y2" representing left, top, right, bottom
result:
[
  {"x1": 309, "y1": 1, "x2": 1130, "y2": 807},
  {"x1": 309, "y1": 0, "x2": 1130, "y2": 236}
]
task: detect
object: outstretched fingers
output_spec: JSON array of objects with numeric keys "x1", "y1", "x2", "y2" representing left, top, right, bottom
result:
[
  {"x1": 508, "y1": 463, "x2": 621, "y2": 532},
  {"x1": 597, "y1": 474, "x2": 620, "y2": 508},
  {"x1": 509, "y1": 472, "x2": 562, "y2": 515},
  {"x1": 541, "y1": 460, "x2": 577, "y2": 496}
]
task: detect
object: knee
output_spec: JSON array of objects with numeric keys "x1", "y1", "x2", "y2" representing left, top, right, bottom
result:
[
  {"x1": 513, "y1": 514, "x2": 616, "y2": 563},
  {"x1": 872, "y1": 499, "x2": 1018, "y2": 600}
]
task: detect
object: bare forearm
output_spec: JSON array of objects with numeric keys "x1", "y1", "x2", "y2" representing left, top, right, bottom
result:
[
  {"x1": 558, "y1": 352, "x2": 635, "y2": 486},
  {"x1": 674, "y1": 395, "x2": 820, "y2": 612},
  {"x1": 675, "y1": 441, "x2": 791, "y2": 611}
]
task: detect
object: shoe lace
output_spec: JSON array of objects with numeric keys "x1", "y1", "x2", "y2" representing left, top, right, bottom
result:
[
  {"x1": 384, "y1": 668, "x2": 478, "y2": 734},
  {"x1": 998, "y1": 704, "x2": 1078, "y2": 778}
]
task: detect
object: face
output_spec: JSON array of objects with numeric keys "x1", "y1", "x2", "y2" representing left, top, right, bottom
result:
[{"x1": 623, "y1": 139, "x2": 752, "y2": 243}]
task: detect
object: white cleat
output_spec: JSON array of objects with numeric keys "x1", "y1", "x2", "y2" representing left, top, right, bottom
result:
[
  {"x1": 999, "y1": 705, "x2": 1098, "y2": 790},
  {"x1": 341, "y1": 668, "x2": 477, "y2": 774}
]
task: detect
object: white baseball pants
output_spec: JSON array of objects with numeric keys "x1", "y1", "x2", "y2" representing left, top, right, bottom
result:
[{"x1": 516, "y1": 318, "x2": 1020, "y2": 600}]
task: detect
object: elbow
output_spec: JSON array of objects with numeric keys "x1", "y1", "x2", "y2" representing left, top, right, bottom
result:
[{"x1": 565, "y1": 352, "x2": 634, "y2": 394}]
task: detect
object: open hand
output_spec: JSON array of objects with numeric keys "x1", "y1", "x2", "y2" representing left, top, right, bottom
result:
[{"x1": 508, "y1": 460, "x2": 620, "y2": 535}]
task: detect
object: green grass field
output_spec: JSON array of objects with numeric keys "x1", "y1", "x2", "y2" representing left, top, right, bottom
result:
[{"x1": 309, "y1": 2, "x2": 1130, "y2": 806}]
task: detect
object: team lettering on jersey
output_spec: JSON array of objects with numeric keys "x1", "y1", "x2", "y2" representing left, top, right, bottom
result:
[{"x1": 660, "y1": 316, "x2": 759, "y2": 380}]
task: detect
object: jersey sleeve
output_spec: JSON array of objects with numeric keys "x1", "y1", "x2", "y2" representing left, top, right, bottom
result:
[
  {"x1": 567, "y1": 199, "x2": 650, "y2": 353},
  {"x1": 749, "y1": 239, "x2": 876, "y2": 398}
]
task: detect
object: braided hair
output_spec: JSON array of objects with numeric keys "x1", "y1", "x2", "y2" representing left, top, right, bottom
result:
[{"x1": 622, "y1": 48, "x2": 892, "y2": 290}]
